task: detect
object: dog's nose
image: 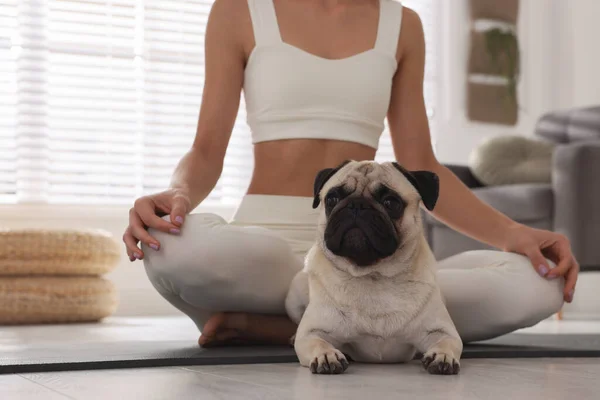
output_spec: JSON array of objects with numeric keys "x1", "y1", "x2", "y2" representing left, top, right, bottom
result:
[{"x1": 347, "y1": 198, "x2": 373, "y2": 216}]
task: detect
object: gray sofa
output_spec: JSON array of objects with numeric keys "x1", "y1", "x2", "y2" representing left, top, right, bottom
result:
[{"x1": 424, "y1": 106, "x2": 600, "y2": 271}]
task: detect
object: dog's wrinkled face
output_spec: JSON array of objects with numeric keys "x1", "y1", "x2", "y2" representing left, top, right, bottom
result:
[{"x1": 313, "y1": 160, "x2": 439, "y2": 277}]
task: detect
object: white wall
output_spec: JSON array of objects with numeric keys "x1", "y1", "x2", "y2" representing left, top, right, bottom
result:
[
  {"x1": 554, "y1": 0, "x2": 600, "y2": 109},
  {"x1": 434, "y1": 0, "x2": 600, "y2": 165}
]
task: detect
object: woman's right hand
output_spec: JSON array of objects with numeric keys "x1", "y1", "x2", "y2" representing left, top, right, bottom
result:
[{"x1": 123, "y1": 188, "x2": 192, "y2": 262}]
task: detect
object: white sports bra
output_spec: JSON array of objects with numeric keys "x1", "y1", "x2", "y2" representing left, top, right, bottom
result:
[{"x1": 243, "y1": 0, "x2": 403, "y2": 150}]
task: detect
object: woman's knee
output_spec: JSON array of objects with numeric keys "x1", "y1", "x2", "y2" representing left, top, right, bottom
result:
[
  {"x1": 142, "y1": 213, "x2": 227, "y2": 292},
  {"x1": 440, "y1": 250, "x2": 564, "y2": 342},
  {"x1": 142, "y1": 213, "x2": 301, "y2": 312},
  {"x1": 493, "y1": 252, "x2": 564, "y2": 329}
]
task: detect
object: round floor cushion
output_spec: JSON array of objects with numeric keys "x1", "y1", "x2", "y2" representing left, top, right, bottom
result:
[
  {"x1": 0, "y1": 276, "x2": 118, "y2": 324},
  {"x1": 0, "y1": 229, "x2": 121, "y2": 276},
  {"x1": 468, "y1": 135, "x2": 556, "y2": 186}
]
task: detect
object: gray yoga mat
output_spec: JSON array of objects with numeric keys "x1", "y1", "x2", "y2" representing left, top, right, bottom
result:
[{"x1": 1, "y1": 334, "x2": 599, "y2": 374}]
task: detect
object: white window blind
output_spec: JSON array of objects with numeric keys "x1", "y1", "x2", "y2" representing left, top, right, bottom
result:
[
  {"x1": 0, "y1": 0, "x2": 18, "y2": 203},
  {"x1": 1, "y1": 0, "x2": 439, "y2": 206}
]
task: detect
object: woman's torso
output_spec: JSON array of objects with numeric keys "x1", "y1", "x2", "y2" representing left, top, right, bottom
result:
[{"x1": 239, "y1": 0, "x2": 403, "y2": 197}]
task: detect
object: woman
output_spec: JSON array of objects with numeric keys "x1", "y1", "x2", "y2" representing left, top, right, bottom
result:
[{"x1": 123, "y1": 0, "x2": 578, "y2": 347}]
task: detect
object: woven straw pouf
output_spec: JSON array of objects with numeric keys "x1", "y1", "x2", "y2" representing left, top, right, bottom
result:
[
  {"x1": 0, "y1": 229, "x2": 121, "y2": 276},
  {"x1": 0, "y1": 276, "x2": 118, "y2": 324},
  {"x1": 0, "y1": 228, "x2": 121, "y2": 325}
]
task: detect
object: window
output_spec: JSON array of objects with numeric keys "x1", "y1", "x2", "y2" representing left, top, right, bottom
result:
[
  {"x1": 0, "y1": 0, "x2": 17, "y2": 203},
  {"x1": 1, "y1": 0, "x2": 439, "y2": 207}
]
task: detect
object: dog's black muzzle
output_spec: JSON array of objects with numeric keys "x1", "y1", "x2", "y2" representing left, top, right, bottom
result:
[{"x1": 324, "y1": 197, "x2": 399, "y2": 267}]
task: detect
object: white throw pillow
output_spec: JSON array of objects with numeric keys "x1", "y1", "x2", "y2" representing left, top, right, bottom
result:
[{"x1": 468, "y1": 135, "x2": 556, "y2": 186}]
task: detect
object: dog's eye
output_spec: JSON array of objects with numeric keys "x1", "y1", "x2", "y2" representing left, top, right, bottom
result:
[
  {"x1": 383, "y1": 196, "x2": 401, "y2": 211},
  {"x1": 325, "y1": 194, "x2": 339, "y2": 208}
]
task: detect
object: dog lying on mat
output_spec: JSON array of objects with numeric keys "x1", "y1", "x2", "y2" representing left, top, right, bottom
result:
[{"x1": 285, "y1": 160, "x2": 463, "y2": 375}]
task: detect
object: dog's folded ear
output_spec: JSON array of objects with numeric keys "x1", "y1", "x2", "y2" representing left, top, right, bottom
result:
[
  {"x1": 313, "y1": 160, "x2": 352, "y2": 209},
  {"x1": 392, "y1": 162, "x2": 440, "y2": 211}
]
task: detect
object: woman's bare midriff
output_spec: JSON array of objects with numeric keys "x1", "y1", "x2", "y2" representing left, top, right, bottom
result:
[{"x1": 246, "y1": 139, "x2": 377, "y2": 197}]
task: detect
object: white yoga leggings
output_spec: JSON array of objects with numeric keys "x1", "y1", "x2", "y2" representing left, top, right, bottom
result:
[{"x1": 143, "y1": 195, "x2": 564, "y2": 344}]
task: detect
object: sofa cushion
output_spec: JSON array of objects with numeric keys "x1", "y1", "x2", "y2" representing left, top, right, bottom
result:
[
  {"x1": 468, "y1": 135, "x2": 555, "y2": 186},
  {"x1": 535, "y1": 106, "x2": 600, "y2": 143},
  {"x1": 425, "y1": 183, "x2": 553, "y2": 226}
]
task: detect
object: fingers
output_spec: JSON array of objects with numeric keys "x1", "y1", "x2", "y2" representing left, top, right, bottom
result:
[
  {"x1": 123, "y1": 228, "x2": 143, "y2": 261},
  {"x1": 520, "y1": 233, "x2": 579, "y2": 304},
  {"x1": 563, "y1": 261, "x2": 579, "y2": 303},
  {"x1": 525, "y1": 246, "x2": 551, "y2": 278},
  {"x1": 546, "y1": 240, "x2": 574, "y2": 279},
  {"x1": 545, "y1": 252, "x2": 578, "y2": 302},
  {"x1": 134, "y1": 198, "x2": 181, "y2": 234},
  {"x1": 540, "y1": 238, "x2": 578, "y2": 303},
  {"x1": 170, "y1": 194, "x2": 190, "y2": 227},
  {"x1": 128, "y1": 209, "x2": 161, "y2": 251},
  {"x1": 123, "y1": 193, "x2": 189, "y2": 261},
  {"x1": 546, "y1": 257, "x2": 573, "y2": 279}
]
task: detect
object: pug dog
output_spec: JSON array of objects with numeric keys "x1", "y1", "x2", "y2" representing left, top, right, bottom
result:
[{"x1": 285, "y1": 160, "x2": 462, "y2": 375}]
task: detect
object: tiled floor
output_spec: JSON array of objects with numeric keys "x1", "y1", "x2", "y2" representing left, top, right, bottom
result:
[{"x1": 2, "y1": 317, "x2": 600, "y2": 400}]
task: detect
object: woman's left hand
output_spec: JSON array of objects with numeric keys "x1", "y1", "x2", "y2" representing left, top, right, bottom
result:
[{"x1": 503, "y1": 224, "x2": 579, "y2": 303}]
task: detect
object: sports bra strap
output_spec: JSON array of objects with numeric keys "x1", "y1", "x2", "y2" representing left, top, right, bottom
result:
[
  {"x1": 247, "y1": 0, "x2": 282, "y2": 46},
  {"x1": 374, "y1": 0, "x2": 403, "y2": 57}
]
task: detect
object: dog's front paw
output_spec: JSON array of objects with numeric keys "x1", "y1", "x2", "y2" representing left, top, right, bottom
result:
[
  {"x1": 421, "y1": 350, "x2": 460, "y2": 375},
  {"x1": 309, "y1": 349, "x2": 349, "y2": 375}
]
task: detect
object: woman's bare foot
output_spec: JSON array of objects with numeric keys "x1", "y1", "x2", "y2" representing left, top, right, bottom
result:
[{"x1": 198, "y1": 312, "x2": 297, "y2": 348}]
